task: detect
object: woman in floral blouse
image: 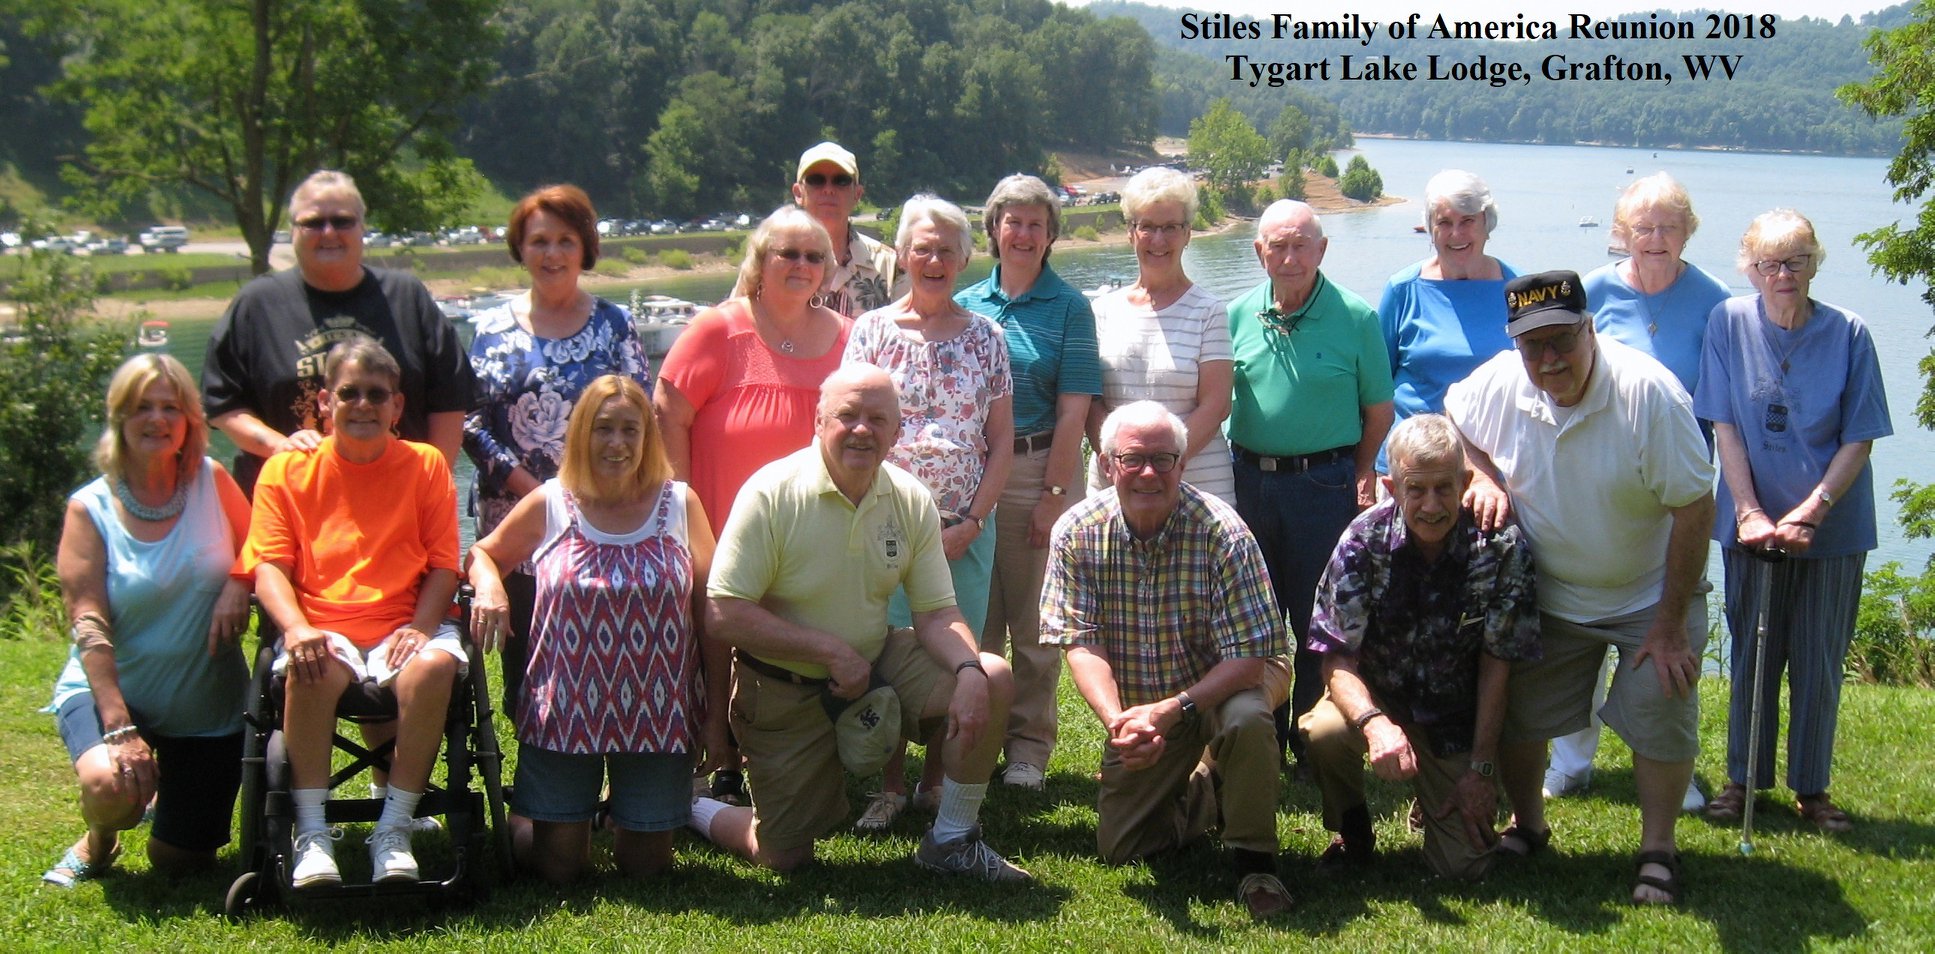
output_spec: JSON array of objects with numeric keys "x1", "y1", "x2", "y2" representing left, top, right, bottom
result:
[
  {"x1": 463, "y1": 184, "x2": 649, "y2": 710},
  {"x1": 839, "y1": 195, "x2": 1013, "y2": 831}
]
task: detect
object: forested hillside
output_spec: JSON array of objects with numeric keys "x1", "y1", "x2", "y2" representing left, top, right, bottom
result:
[{"x1": 1094, "y1": 1, "x2": 1909, "y2": 155}]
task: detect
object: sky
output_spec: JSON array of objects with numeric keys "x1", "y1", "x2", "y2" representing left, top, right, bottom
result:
[{"x1": 1061, "y1": 1, "x2": 1901, "y2": 26}]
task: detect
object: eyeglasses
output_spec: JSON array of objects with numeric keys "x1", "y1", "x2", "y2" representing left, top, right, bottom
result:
[
  {"x1": 1132, "y1": 221, "x2": 1188, "y2": 238},
  {"x1": 801, "y1": 172, "x2": 855, "y2": 188},
  {"x1": 1514, "y1": 324, "x2": 1585, "y2": 358},
  {"x1": 771, "y1": 247, "x2": 827, "y2": 265},
  {"x1": 1112, "y1": 452, "x2": 1180, "y2": 474},
  {"x1": 1753, "y1": 255, "x2": 1813, "y2": 276},
  {"x1": 1627, "y1": 224, "x2": 1684, "y2": 238},
  {"x1": 333, "y1": 384, "x2": 393, "y2": 404},
  {"x1": 295, "y1": 215, "x2": 360, "y2": 233}
]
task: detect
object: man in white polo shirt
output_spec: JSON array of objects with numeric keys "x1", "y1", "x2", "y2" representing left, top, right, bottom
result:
[{"x1": 1444, "y1": 270, "x2": 1714, "y2": 907}]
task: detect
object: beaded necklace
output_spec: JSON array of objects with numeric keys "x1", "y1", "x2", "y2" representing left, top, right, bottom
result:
[{"x1": 114, "y1": 479, "x2": 187, "y2": 521}]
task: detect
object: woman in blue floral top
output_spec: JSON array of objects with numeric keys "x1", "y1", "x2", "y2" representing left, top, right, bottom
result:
[{"x1": 463, "y1": 184, "x2": 649, "y2": 710}]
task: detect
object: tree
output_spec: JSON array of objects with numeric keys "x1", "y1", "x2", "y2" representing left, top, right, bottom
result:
[
  {"x1": 1187, "y1": 98, "x2": 1269, "y2": 198},
  {"x1": 1267, "y1": 104, "x2": 1312, "y2": 159},
  {"x1": 1840, "y1": 1, "x2": 1935, "y2": 562},
  {"x1": 23, "y1": 0, "x2": 497, "y2": 275},
  {"x1": 1338, "y1": 155, "x2": 1383, "y2": 202}
]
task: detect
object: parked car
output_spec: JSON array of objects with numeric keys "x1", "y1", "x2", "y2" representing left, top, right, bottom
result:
[
  {"x1": 83, "y1": 236, "x2": 128, "y2": 255},
  {"x1": 0, "y1": 231, "x2": 21, "y2": 252},
  {"x1": 137, "y1": 225, "x2": 190, "y2": 253},
  {"x1": 365, "y1": 230, "x2": 392, "y2": 248},
  {"x1": 31, "y1": 235, "x2": 78, "y2": 254}
]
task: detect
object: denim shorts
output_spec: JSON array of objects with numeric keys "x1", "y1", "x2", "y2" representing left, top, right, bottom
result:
[
  {"x1": 56, "y1": 693, "x2": 242, "y2": 852},
  {"x1": 511, "y1": 745, "x2": 693, "y2": 832}
]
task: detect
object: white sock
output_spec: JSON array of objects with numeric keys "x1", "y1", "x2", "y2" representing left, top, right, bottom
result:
[
  {"x1": 689, "y1": 796, "x2": 727, "y2": 839},
  {"x1": 929, "y1": 779, "x2": 986, "y2": 843},
  {"x1": 370, "y1": 783, "x2": 389, "y2": 800},
  {"x1": 294, "y1": 788, "x2": 330, "y2": 835},
  {"x1": 378, "y1": 787, "x2": 423, "y2": 831}
]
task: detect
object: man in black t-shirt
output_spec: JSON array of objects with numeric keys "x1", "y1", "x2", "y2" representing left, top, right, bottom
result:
[{"x1": 202, "y1": 170, "x2": 473, "y2": 492}]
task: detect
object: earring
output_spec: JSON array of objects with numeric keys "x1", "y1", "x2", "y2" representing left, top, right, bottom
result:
[{"x1": 808, "y1": 293, "x2": 827, "y2": 309}]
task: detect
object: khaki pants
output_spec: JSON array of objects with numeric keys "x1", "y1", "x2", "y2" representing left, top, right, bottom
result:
[
  {"x1": 1300, "y1": 694, "x2": 1496, "y2": 881},
  {"x1": 982, "y1": 447, "x2": 1060, "y2": 768},
  {"x1": 1096, "y1": 660, "x2": 1290, "y2": 864}
]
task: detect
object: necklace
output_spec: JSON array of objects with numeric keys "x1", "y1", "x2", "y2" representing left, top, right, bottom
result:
[
  {"x1": 114, "y1": 479, "x2": 187, "y2": 521},
  {"x1": 1761, "y1": 302, "x2": 1806, "y2": 374},
  {"x1": 1629, "y1": 261, "x2": 1683, "y2": 338}
]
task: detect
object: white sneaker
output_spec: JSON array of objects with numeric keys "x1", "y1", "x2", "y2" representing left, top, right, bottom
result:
[
  {"x1": 367, "y1": 826, "x2": 419, "y2": 883},
  {"x1": 1542, "y1": 766, "x2": 1591, "y2": 799},
  {"x1": 1681, "y1": 779, "x2": 1707, "y2": 813},
  {"x1": 291, "y1": 828, "x2": 343, "y2": 889},
  {"x1": 409, "y1": 815, "x2": 443, "y2": 834},
  {"x1": 1001, "y1": 762, "x2": 1045, "y2": 791}
]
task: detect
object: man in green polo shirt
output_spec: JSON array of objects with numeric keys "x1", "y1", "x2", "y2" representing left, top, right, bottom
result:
[
  {"x1": 688, "y1": 364, "x2": 1029, "y2": 882},
  {"x1": 1226, "y1": 200, "x2": 1396, "y2": 768}
]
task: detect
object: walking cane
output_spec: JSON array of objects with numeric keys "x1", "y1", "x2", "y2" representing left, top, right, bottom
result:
[{"x1": 1740, "y1": 545, "x2": 1787, "y2": 856}]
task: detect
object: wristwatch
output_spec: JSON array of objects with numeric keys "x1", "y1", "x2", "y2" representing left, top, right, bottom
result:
[
  {"x1": 1174, "y1": 691, "x2": 1199, "y2": 726},
  {"x1": 1816, "y1": 487, "x2": 1835, "y2": 508},
  {"x1": 1046, "y1": 484, "x2": 1068, "y2": 497},
  {"x1": 1469, "y1": 759, "x2": 1495, "y2": 778}
]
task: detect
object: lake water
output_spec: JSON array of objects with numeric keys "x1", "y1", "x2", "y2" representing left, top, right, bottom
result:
[{"x1": 161, "y1": 137, "x2": 1935, "y2": 572}]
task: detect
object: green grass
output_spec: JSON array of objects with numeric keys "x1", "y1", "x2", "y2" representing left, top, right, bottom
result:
[{"x1": 3, "y1": 627, "x2": 1931, "y2": 951}]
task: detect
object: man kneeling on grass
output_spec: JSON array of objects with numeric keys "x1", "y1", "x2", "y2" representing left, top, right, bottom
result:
[
  {"x1": 1301, "y1": 413, "x2": 1540, "y2": 880},
  {"x1": 687, "y1": 364, "x2": 1029, "y2": 881},
  {"x1": 239, "y1": 336, "x2": 465, "y2": 888},
  {"x1": 1039, "y1": 401, "x2": 1295, "y2": 920}
]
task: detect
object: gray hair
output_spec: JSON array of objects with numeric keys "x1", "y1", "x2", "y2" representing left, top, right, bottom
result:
[
  {"x1": 1613, "y1": 172, "x2": 1699, "y2": 242},
  {"x1": 324, "y1": 333, "x2": 401, "y2": 387},
  {"x1": 1737, "y1": 208, "x2": 1826, "y2": 273},
  {"x1": 1385, "y1": 413, "x2": 1464, "y2": 479},
  {"x1": 895, "y1": 194, "x2": 973, "y2": 267},
  {"x1": 1256, "y1": 199, "x2": 1324, "y2": 241},
  {"x1": 981, "y1": 174, "x2": 1062, "y2": 260},
  {"x1": 1098, "y1": 400, "x2": 1188, "y2": 457},
  {"x1": 1422, "y1": 169, "x2": 1498, "y2": 234},
  {"x1": 733, "y1": 205, "x2": 833, "y2": 299},
  {"x1": 291, "y1": 169, "x2": 367, "y2": 218},
  {"x1": 1122, "y1": 167, "x2": 1199, "y2": 225}
]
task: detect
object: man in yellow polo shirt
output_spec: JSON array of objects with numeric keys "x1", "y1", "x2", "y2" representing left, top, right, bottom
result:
[{"x1": 688, "y1": 364, "x2": 1029, "y2": 881}]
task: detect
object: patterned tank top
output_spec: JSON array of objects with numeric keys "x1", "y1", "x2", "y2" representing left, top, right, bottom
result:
[{"x1": 521, "y1": 481, "x2": 700, "y2": 754}]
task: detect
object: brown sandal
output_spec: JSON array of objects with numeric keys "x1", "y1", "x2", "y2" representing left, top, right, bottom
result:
[
  {"x1": 1631, "y1": 850, "x2": 1683, "y2": 905},
  {"x1": 1704, "y1": 782, "x2": 1748, "y2": 822},
  {"x1": 1796, "y1": 793, "x2": 1853, "y2": 833}
]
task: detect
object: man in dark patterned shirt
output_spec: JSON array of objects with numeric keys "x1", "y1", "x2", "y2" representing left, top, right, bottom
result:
[
  {"x1": 1041, "y1": 401, "x2": 1295, "y2": 921},
  {"x1": 1303, "y1": 413, "x2": 1540, "y2": 880}
]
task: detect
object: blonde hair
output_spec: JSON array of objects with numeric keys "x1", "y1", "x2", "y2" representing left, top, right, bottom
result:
[
  {"x1": 1612, "y1": 172, "x2": 1698, "y2": 243},
  {"x1": 1121, "y1": 167, "x2": 1199, "y2": 225},
  {"x1": 1737, "y1": 208, "x2": 1826, "y2": 273},
  {"x1": 95, "y1": 353, "x2": 206, "y2": 487},
  {"x1": 558, "y1": 375, "x2": 669, "y2": 504},
  {"x1": 290, "y1": 169, "x2": 367, "y2": 218},
  {"x1": 731, "y1": 206, "x2": 833, "y2": 299}
]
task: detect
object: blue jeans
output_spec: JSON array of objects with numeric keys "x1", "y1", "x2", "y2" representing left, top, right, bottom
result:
[{"x1": 1232, "y1": 453, "x2": 1358, "y2": 760}]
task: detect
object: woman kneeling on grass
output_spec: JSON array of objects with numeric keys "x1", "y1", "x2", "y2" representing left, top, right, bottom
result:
[
  {"x1": 469, "y1": 374, "x2": 726, "y2": 882},
  {"x1": 42, "y1": 354, "x2": 254, "y2": 888}
]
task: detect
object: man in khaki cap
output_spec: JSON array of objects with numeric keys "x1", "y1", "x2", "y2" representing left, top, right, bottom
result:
[{"x1": 792, "y1": 141, "x2": 898, "y2": 317}]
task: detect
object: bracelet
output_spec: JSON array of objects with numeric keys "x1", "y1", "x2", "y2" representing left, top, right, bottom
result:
[
  {"x1": 1737, "y1": 507, "x2": 1765, "y2": 522},
  {"x1": 101, "y1": 725, "x2": 140, "y2": 745},
  {"x1": 1350, "y1": 707, "x2": 1386, "y2": 732},
  {"x1": 955, "y1": 658, "x2": 985, "y2": 678}
]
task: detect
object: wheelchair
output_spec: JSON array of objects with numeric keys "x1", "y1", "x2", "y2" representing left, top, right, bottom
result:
[{"x1": 224, "y1": 593, "x2": 510, "y2": 916}]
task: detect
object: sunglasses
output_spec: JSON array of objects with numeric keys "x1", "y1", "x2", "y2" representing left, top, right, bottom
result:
[
  {"x1": 333, "y1": 384, "x2": 394, "y2": 404},
  {"x1": 802, "y1": 172, "x2": 855, "y2": 188},
  {"x1": 772, "y1": 247, "x2": 827, "y2": 265},
  {"x1": 295, "y1": 215, "x2": 360, "y2": 233}
]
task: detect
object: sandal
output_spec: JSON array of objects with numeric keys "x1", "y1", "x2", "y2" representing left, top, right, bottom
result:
[
  {"x1": 41, "y1": 840, "x2": 120, "y2": 889},
  {"x1": 1796, "y1": 793, "x2": 1854, "y2": 833},
  {"x1": 1704, "y1": 782, "x2": 1748, "y2": 823},
  {"x1": 1631, "y1": 849, "x2": 1683, "y2": 905},
  {"x1": 1496, "y1": 823, "x2": 1551, "y2": 858}
]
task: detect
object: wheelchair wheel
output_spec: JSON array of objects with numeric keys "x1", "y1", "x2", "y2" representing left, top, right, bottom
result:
[{"x1": 224, "y1": 870, "x2": 266, "y2": 919}]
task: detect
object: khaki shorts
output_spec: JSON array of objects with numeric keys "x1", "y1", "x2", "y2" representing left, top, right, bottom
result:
[
  {"x1": 1504, "y1": 606, "x2": 1703, "y2": 762},
  {"x1": 730, "y1": 628, "x2": 955, "y2": 851}
]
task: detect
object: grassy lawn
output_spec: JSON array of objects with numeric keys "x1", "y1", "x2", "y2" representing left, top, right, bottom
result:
[{"x1": 3, "y1": 627, "x2": 1931, "y2": 951}]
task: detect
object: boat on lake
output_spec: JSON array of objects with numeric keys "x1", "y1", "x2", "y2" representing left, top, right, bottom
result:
[{"x1": 137, "y1": 320, "x2": 169, "y2": 349}]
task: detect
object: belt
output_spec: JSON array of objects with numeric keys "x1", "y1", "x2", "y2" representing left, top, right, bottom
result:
[
  {"x1": 736, "y1": 650, "x2": 828, "y2": 687},
  {"x1": 1014, "y1": 431, "x2": 1054, "y2": 455},
  {"x1": 1231, "y1": 443, "x2": 1354, "y2": 474}
]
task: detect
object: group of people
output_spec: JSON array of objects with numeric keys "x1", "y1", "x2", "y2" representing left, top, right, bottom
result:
[{"x1": 40, "y1": 143, "x2": 1889, "y2": 922}]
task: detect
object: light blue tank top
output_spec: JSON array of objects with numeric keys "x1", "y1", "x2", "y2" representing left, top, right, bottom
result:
[{"x1": 46, "y1": 458, "x2": 247, "y2": 736}]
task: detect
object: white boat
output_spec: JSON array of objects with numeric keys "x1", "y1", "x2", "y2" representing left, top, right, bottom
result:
[
  {"x1": 630, "y1": 294, "x2": 704, "y2": 356},
  {"x1": 137, "y1": 320, "x2": 169, "y2": 349},
  {"x1": 1083, "y1": 278, "x2": 1128, "y2": 300},
  {"x1": 1577, "y1": 216, "x2": 1600, "y2": 228}
]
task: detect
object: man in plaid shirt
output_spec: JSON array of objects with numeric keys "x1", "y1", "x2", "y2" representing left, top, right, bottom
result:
[{"x1": 1040, "y1": 401, "x2": 1294, "y2": 921}]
